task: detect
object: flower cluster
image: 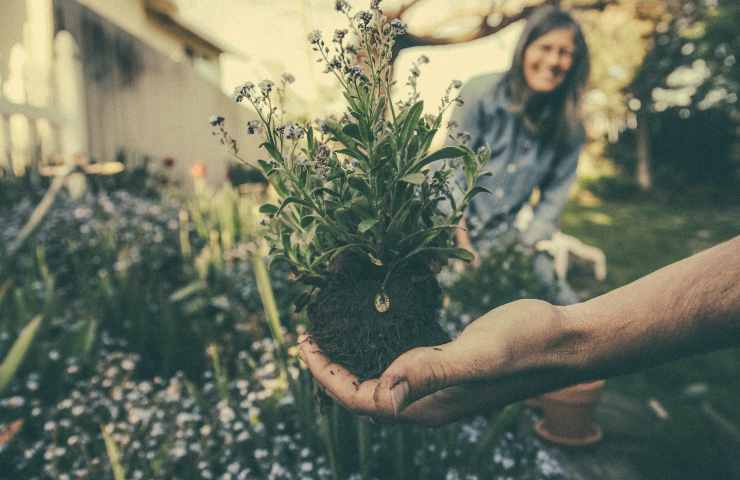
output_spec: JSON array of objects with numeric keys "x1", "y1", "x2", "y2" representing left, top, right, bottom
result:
[{"x1": 210, "y1": 1, "x2": 490, "y2": 296}]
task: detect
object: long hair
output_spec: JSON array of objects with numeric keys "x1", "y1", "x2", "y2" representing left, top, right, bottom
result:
[{"x1": 502, "y1": 6, "x2": 590, "y2": 145}]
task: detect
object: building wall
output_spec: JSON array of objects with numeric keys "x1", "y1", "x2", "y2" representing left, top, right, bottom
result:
[
  {"x1": 0, "y1": 0, "x2": 28, "y2": 85},
  {"x1": 55, "y1": 0, "x2": 260, "y2": 187},
  {"x1": 74, "y1": 0, "x2": 187, "y2": 63}
]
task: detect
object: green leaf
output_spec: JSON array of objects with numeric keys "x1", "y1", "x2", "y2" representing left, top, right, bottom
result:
[
  {"x1": 259, "y1": 203, "x2": 279, "y2": 215},
  {"x1": 358, "y1": 218, "x2": 379, "y2": 233},
  {"x1": 407, "y1": 146, "x2": 467, "y2": 174},
  {"x1": 258, "y1": 159, "x2": 274, "y2": 175},
  {"x1": 400, "y1": 172, "x2": 426, "y2": 185},
  {"x1": 399, "y1": 101, "x2": 424, "y2": 151},
  {"x1": 261, "y1": 141, "x2": 284, "y2": 163},
  {"x1": 0, "y1": 315, "x2": 42, "y2": 394},
  {"x1": 343, "y1": 123, "x2": 363, "y2": 142},
  {"x1": 101, "y1": 425, "x2": 126, "y2": 480},
  {"x1": 463, "y1": 186, "x2": 492, "y2": 204},
  {"x1": 348, "y1": 177, "x2": 371, "y2": 196},
  {"x1": 275, "y1": 196, "x2": 316, "y2": 217},
  {"x1": 336, "y1": 147, "x2": 368, "y2": 163}
]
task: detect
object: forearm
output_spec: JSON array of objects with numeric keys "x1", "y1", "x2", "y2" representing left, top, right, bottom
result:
[{"x1": 560, "y1": 236, "x2": 740, "y2": 380}]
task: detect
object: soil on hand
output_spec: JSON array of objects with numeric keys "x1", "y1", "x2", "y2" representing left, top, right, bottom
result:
[{"x1": 307, "y1": 253, "x2": 449, "y2": 381}]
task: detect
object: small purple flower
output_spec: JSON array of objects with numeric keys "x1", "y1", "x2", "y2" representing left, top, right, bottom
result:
[
  {"x1": 346, "y1": 65, "x2": 364, "y2": 81},
  {"x1": 281, "y1": 73, "x2": 295, "y2": 85},
  {"x1": 335, "y1": 0, "x2": 350, "y2": 13},
  {"x1": 308, "y1": 30, "x2": 322, "y2": 45},
  {"x1": 246, "y1": 121, "x2": 260, "y2": 135},
  {"x1": 259, "y1": 80, "x2": 274, "y2": 95},
  {"x1": 357, "y1": 11, "x2": 373, "y2": 27},
  {"x1": 390, "y1": 19, "x2": 407, "y2": 36},
  {"x1": 333, "y1": 29, "x2": 348, "y2": 43}
]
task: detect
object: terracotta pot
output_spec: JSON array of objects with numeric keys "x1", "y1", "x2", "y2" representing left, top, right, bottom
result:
[{"x1": 534, "y1": 380, "x2": 605, "y2": 446}]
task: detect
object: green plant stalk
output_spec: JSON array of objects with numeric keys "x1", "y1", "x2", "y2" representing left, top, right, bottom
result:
[
  {"x1": 469, "y1": 403, "x2": 522, "y2": 469},
  {"x1": 101, "y1": 425, "x2": 126, "y2": 480},
  {"x1": 0, "y1": 280, "x2": 13, "y2": 309},
  {"x1": 318, "y1": 412, "x2": 341, "y2": 480},
  {"x1": 392, "y1": 426, "x2": 406, "y2": 479},
  {"x1": 251, "y1": 254, "x2": 285, "y2": 347},
  {"x1": 357, "y1": 416, "x2": 371, "y2": 480},
  {"x1": 0, "y1": 315, "x2": 43, "y2": 395},
  {"x1": 207, "y1": 344, "x2": 230, "y2": 401}
]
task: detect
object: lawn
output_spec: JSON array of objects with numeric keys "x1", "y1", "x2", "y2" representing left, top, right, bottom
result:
[{"x1": 561, "y1": 186, "x2": 740, "y2": 479}]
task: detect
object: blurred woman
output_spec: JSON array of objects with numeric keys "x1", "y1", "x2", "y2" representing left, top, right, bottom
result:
[{"x1": 450, "y1": 6, "x2": 590, "y2": 304}]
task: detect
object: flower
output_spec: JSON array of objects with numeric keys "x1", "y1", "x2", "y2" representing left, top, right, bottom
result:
[
  {"x1": 390, "y1": 18, "x2": 407, "y2": 36},
  {"x1": 191, "y1": 163, "x2": 207, "y2": 178},
  {"x1": 335, "y1": 0, "x2": 350, "y2": 13},
  {"x1": 308, "y1": 30, "x2": 322, "y2": 45},
  {"x1": 357, "y1": 11, "x2": 373, "y2": 28},
  {"x1": 246, "y1": 120, "x2": 260, "y2": 135},
  {"x1": 284, "y1": 123, "x2": 304, "y2": 140},
  {"x1": 333, "y1": 29, "x2": 348, "y2": 43},
  {"x1": 258, "y1": 80, "x2": 274, "y2": 95},
  {"x1": 209, "y1": 115, "x2": 224, "y2": 127}
]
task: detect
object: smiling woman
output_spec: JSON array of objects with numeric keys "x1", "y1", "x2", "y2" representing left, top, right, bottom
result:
[{"x1": 450, "y1": 6, "x2": 591, "y2": 306}]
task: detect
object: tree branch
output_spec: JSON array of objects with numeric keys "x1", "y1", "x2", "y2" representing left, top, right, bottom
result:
[{"x1": 388, "y1": 0, "x2": 616, "y2": 58}]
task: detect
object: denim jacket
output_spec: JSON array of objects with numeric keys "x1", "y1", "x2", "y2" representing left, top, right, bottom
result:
[{"x1": 448, "y1": 72, "x2": 583, "y2": 247}]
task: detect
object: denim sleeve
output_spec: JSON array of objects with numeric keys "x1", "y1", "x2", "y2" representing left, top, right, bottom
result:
[{"x1": 519, "y1": 140, "x2": 581, "y2": 246}]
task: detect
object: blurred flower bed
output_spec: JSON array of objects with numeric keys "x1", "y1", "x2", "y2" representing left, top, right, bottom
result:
[{"x1": 0, "y1": 167, "x2": 564, "y2": 479}]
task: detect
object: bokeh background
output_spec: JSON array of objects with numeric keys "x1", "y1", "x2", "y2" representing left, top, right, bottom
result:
[{"x1": 1, "y1": 1, "x2": 738, "y2": 479}]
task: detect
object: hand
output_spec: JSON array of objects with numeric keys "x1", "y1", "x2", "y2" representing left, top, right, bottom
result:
[{"x1": 299, "y1": 299, "x2": 576, "y2": 426}]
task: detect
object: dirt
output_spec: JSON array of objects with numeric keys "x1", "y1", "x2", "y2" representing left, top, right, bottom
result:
[{"x1": 306, "y1": 252, "x2": 449, "y2": 380}]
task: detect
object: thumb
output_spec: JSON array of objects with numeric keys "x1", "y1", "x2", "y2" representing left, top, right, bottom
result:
[{"x1": 376, "y1": 344, "x2": 459, "y2": 417}]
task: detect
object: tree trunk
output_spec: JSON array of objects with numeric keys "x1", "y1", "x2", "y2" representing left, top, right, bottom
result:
[{"x1": 636, "y1": 110, "x2": 653, "y2": 191}]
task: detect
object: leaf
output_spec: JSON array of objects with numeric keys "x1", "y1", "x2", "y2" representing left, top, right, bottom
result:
[
  {"x1": 0, "y1": 315, "x2": 42, "y2": 395},
  {"x1": 400, "y1": 173, "x2": 426, "y2": 185},
  {"x1": 343, "y1": 123, "x2": 363, "y2": 141},
  {"x1": 259, "y1": 203, "x2": 279, "y2": 215},
  {"x1": 258, "y1": 159, "x2": 273, "y2": 175},
  {"x1": 407, "y1": 146, "x2": 467, "y2": 174},
  {"x1": 463, "y1": 186, "x2": 492, "y2": 204},
  {"x1": 260, "y1": 141, "x2": 284, "y2": 163},
  {"x1": 348, "y1": 177, "x2": 371, "y2": 196},
  {"x1": 358, "y1": 218, "x2": 379, "y2": 233},
  {"x1": 336, "y1": 147, "x2": 368, "y2": 163},
  {"x1": 275, "y1": 196, "x2": 316, "y2": 217},
  {"x1": 101, "y1": 425, "x2": 126, "y2": 480},
  {"x1": 399, "y1": 101, "x2": 424, "y2": 150}
]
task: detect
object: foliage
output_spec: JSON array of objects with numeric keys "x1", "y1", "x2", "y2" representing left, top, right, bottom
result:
[
  {"x1": 0, "y1": 187, "x2": 297, "y2": 386},
  {"x1": 444, "y1": 241, "x2": 553, "y2": 324},
  {"x1": 218, "y1": 2, "x2": 490, "y2": 301},
  {"x1": 604, "y1": 106, "x2": 739, "y2": 192}
]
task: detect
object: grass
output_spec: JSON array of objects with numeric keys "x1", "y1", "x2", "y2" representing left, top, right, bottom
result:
[{"x1": 561, "y1": 184, "x2": 740, "y2": 479}]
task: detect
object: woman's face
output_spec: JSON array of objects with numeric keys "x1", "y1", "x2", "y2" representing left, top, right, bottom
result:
[{"x1": 523, "y1": 28, "x2": 575, "y2": 93}]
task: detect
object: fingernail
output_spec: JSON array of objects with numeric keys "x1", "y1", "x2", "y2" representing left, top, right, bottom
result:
[{"x1": 390, "y1": 381, "x2": 409, "y2": 416}]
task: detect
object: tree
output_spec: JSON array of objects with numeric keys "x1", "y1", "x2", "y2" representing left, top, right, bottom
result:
[
  {"x1": 381, "y1": 0, "x2": 616, "y2": 59},
  {"x1": 624, "y1": 0, "x2": 738, "y2": 191}
]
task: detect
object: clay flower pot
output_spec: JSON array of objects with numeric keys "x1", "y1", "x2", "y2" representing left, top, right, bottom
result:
[{"x1": 534, "y1": 380, "x2": 605, "y2": 446}]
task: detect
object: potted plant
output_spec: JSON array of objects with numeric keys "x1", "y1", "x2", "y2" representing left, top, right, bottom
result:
[{"x1": 211, "y1": 0, "x2": 490, "y2": 380}]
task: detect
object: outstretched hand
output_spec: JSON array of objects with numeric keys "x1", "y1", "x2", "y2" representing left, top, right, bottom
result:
[{"x1": 298, "y1": 299, "x2": 573, "y2": 426}]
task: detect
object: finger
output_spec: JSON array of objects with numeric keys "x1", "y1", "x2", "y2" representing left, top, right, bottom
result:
[
  {"x1": 374, "y1": 343, "x2": 463, "y2": 417},
  {"x1": 298, "y1": 340, "x2": 380, "y2": 415},
  {"x1": 398, "y1": 384, "x2": 498, "y2": 426}
]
